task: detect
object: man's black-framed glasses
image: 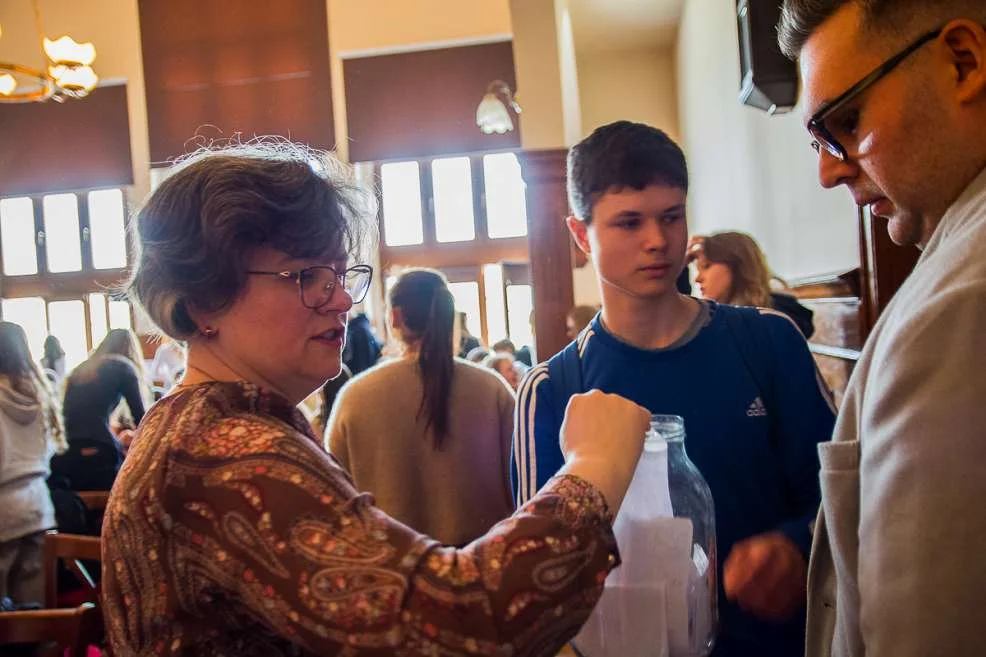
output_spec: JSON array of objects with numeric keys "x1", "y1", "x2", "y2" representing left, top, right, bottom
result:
[
  {"x1": 808, "y1": 27, "x2": 943, "y2": 161},
  {"x1": 247, "y1": 264, "x2": 374, "y2": 308}
]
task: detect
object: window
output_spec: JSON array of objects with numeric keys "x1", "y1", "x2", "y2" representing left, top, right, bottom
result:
[
  {"x1": 482, "y1": 264, "x2": 507, "y2": 345},
  {"x1": 432, "y1": 157, "x2": 475, "y2": 243},
  {"x1": 48, "y1": 300, "x2": 88, "y2": 370},
  {"x1": 0, "y1": 297, "x2": 47, "y2": 359},
  {"x1": 0, "y1": 187, "x2": 134, "y2": 363},
  {"x1": 1, "y1": 198, "x2": 38, "y2": 276},
  {"x1": 447, "y1": 281, "x2": 482, "y2": 340},
  {"x1": 43, "y1": 194, "x2": 84, "y2": 273},
  {"x1": 88, "y1": 293, "x2": 109, "y2": 348},
  {"x1": 484, "y1": 153, "x2": 528, "y2": 239},
  {"x1": 506, "y1": 284, "x2": 534, "y2": 349},
  {"x1": 88, "y1": 189, "x2": 128, "y2": 270},
  {"x1": 109, "y1": 299, "x2": 133, "y2": 330},
  {"x1": 381, "y1": 161, "x2": 424, "y2": 247},
  {"x1": 377, "y1": 153, "x2": 530, "y2": 349}
]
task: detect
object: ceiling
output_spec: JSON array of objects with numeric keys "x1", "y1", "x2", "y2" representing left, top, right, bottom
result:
[{"x1": 568, "y1": 0, "x2": 684, "y2": 53}]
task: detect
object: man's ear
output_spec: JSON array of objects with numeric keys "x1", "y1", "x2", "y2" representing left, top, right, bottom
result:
[
  {"x1": 566, "y1": 216, "x2": 592, "y2": 256},
  {"x1": 943, "y1": 20, "x2": 986, "y2": 103}
]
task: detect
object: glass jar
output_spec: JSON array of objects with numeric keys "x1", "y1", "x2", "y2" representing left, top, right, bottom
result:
[{"x1": 573, "y1": 415, "x2": 717, "y2": 657}]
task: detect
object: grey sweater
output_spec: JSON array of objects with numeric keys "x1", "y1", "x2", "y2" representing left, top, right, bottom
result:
[
  {"x1": 326, "y1": 357, "x2": 515, "y2": 546},
  {"x1": 0, "y1": 379, "x2": 58, "y2": 543}
]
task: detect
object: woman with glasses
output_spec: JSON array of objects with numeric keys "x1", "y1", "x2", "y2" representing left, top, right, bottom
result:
[
  {"x1": 326, "y1": 268, "x2": 515, "y2": 547},
  {"x1": 100, "y1": 142, "x2": 652, "y2": 655}
]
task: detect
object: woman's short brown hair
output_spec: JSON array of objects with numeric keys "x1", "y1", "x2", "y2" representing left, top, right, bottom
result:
[{"x1": 127, "y1": 142, "x2": 373, "y2": 339}]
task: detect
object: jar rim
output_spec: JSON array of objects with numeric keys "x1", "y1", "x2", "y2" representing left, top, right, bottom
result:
[{"x1": 647, "y1": 414, "x2": 685, "y2": 444}]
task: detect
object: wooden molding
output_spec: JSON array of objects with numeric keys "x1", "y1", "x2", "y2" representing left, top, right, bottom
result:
[{"x1": 518, "y1": 148, "x2": 572, "y2": 361}]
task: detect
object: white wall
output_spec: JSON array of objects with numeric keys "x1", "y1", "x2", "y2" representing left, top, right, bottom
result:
[
  {"x1": 569, "y1": 45, "x2": 680, "y2": 306},
  {"x1": 675, "y1": 0, "x2": 858, "y2": 279},
  {"x1": 578, "y1": 46, "x2": 679, "y2": 141}
]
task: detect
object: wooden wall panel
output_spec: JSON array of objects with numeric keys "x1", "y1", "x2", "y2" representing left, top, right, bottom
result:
[
  {"x1": 0, "y1": 84, "x2": 133, "y2": 196},
  {"x1": 139, "y1": 0, "x2": 334, "y2": 164},
  {"x1": 344, "y1": 41, "x2": 519, "y2": 163},
  {"x1": 518, "y1": 149, "x2": 572, "y2": 361}
]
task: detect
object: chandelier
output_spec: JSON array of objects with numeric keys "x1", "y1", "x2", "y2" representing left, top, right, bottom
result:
[{"x1": 0, "y1": 0, "x2": 98, "y2": 103}]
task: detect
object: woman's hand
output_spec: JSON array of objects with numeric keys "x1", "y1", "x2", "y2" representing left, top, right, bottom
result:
[
  {"x1": 687, "y1": 235, "x2": 706, "y2": 262},
  {"x1": 558, "y1": 390, "x2": 650, "y2": 513}
]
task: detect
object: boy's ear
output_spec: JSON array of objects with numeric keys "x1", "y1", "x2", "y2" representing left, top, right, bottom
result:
[{"x1": 566, "y1": 216, "x2": 591, "y2": 255}]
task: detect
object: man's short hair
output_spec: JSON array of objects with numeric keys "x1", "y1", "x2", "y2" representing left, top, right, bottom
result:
[
  {"x1": 778, "y1": 0, "x2": 986, "y2": 60},
  {"x1": 567, "y1": 121, "x2": 688, "y2": 223}
]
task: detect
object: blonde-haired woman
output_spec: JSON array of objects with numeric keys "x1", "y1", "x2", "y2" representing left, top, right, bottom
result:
[
  {"x1": 691, "y1": 231, "x2": 815, "y2": 337},
  {"x1": 51, "y1": 328, "x2": 148, "y2": 490},
  {"x1": 0, "y1": 322, "x2": 66, "y2": 606}
]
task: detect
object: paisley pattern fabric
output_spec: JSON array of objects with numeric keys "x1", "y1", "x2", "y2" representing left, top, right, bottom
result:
[{"x1": 101, "y1": 381, "x2": 618, "y2": 656}]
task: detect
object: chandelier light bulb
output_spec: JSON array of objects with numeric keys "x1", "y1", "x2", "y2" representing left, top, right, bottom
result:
[
  {"x1": 44, "y1": 36, "x2": 97, "y2": 66},
  {"x1": 0, "y1": 73, "x2": 16, "y2": 96},
  {"x1": 476, "y1": 94, "x2": 514, "y2": 135},
  {"x1": 49, "y1": 64, "x2": 98, "y2": 93}
]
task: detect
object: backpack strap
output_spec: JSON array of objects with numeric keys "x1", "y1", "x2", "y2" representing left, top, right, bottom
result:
[
  {"x1": 548, "y1": 337, "x2": 585, "y2": 422},
  {"x1": 722, "y1": 305, "x2": 778, "y2": 449}
]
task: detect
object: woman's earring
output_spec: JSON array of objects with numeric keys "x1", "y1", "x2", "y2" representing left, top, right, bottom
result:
[{"x1": 201, "y1": 326, "x2": 219, "y2": 339}]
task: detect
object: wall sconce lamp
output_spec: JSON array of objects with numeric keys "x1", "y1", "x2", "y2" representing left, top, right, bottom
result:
[{"x1": 476, "y1": 80, "x2": 522, "y2": 135}]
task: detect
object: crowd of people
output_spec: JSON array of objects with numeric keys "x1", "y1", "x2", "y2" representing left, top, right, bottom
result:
[{"x1": 1, "y1": 1, "x2": 985, "y2": 653}]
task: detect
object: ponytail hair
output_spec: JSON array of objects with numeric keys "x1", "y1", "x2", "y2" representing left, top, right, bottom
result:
[{"x1": 389, "y1": 269, "x2": 456, "y2": 449}]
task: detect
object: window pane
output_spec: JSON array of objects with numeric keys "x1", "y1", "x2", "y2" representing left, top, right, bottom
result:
[
  {"x1": 506, "y1": 284, "x2": 534, "y2": 349},
  {"x1": 48, "y1": 300, "x2": 87, "y2": 371},
  {"x1": 381, "y1": 162, "x2": 424, "y2": 247},
  {"x1": 1, "y1": 198, "x2": 39, "y2": 276},
  {"x1": 447, "y1": 281, "x2": 481, "y2": 342},
  {"x1": 88, "y1": 293, "x2": 109, "y2": 349},
  {"x1": 88, "y1": 189, "x2": 128, "y2": 269},
  {"x1": 482, "y1": 264, "x2": 507, "y2": 345},
  {"x1": 432, "y1": 157, "x2": 475, "y2": 243},
  {"x1": 108, "y1": 300, "x2": 132, "y2": 330},
  {"x1": 1, "y1": 297, "x2": 48, "y2": 359},
  {"x1": 43, "y1": 194, "x2": 83, "y2": 273},
  {"x1": 484, "y1": 153, "x2": 528, "y2": 239}
]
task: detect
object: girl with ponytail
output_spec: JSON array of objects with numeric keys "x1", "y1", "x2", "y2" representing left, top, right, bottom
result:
[{"x1": 326, "y1": 268, "x2": 516, "y2": 546}]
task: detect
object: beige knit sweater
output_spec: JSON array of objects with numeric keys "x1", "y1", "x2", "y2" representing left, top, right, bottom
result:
[{"x1": 326, "y1": 357, "x2": 516, "y2": 546}]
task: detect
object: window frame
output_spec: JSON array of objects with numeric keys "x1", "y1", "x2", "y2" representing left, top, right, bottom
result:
[
  {"x1": 374, "y1": 152, "x2": 531, "y2": 347},
  {"x1": 0, "y1": 186, "x2": 135, "y2": 353}
]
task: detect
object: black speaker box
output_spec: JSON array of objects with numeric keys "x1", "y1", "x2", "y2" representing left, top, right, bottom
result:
[{"x1": 737, "y1": 0, "x2": 799, "y2": 114}]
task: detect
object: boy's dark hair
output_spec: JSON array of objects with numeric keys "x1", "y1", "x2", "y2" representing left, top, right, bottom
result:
[{"x1": 567, "y1": 121, "x2": 688, "y2": 223}]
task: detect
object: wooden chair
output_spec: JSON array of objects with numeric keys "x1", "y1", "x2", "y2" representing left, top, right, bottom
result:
[
  {"x1": 44, "y1": 531, "x2": 101, "y2": 609},
  {"x1": 77, "y1": 491, "x2": 111, "y2": 512},
  {"x1": 0, "y1": 532, "x2": 106, "y2": 656},
  {"x1": 0, "y1": 602, "x2": 102, "y2": 657}
]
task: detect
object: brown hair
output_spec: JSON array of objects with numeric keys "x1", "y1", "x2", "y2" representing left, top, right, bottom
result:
[
  {"x1": 127, "y1": 141, "x2": 372, "y2": 339},
  {"x1": 778, "y1": 0, "x2": 986, "y2": 59},
  {"x1": 700, "y1": 232, "x2": 775, "y2": 308},
  {"x1": 566, "y1": 305, "x2": 598, "y2": 334},
  {"x1": 389, "y1": 269, "x2": 456, "y2": 449},
  {"x1": 0, "y1": 322, "x2": 66, "y2": 453},
  {"x1": 92, "y1": 328, "x2": 145, "y2": 376}
]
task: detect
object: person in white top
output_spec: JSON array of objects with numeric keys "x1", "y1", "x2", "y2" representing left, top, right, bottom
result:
[
  {"x1": 778, "y1": 2, "x2": 986, "y2": 655},
  {"x1": 0, "y1": 322, "x2": 66, "y2": 606},
  {"x1": 149, "y1": 339, "x2": 186, "y2": 393}
]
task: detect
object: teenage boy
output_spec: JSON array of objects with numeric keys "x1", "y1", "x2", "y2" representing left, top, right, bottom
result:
[{"x1": 512, "y1": 121, "x2": 836, "y2": 657}]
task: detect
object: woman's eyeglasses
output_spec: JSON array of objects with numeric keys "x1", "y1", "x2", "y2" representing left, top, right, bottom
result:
[
  {"x1": 807, "y1": 27, "x2": 943, "y2": 161},
  {"x1": 247, "y1": 264, "x2": 373, "y2": 308}
]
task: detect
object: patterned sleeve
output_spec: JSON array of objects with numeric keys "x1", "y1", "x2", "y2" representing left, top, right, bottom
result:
[{"x1": 164, "y1": 417, "x2": 618, "y2": 656}]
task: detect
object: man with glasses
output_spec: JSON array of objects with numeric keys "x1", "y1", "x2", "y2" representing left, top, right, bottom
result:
[{"x1": 778, "y1": 2, "x2": 986, "y2": 655}]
